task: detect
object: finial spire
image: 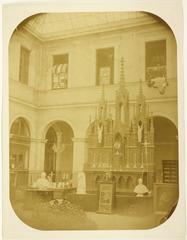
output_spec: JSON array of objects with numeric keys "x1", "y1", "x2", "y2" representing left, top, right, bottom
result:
[
  {"x1": 139, "y1": 78, "x2": 143, "y2": 95},
  {"x1": 98, "y1": 82, "x2": 107, "y2": 121},
  {"x1": 101, "y1": 82, "x2": 105, "y2": 103},
  {"x1": 120, "y1": 57, "x2": 125, "y2": 89},
  {"x1": 95, "y1": 106, "x2": 97, "y2": 120},
  {"x1": 89, "y1": 114, "x2": 92, "y2": 124},
  {"x1": 150, "y1": 112, "x2": 154, "y2": 132}
]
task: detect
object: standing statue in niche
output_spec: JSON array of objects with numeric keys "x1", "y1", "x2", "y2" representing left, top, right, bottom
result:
[
  {"x1": 137, "y1": 120, "x2": 144, "y2": 143},
  {"x1": 114, "y1": 133, "x2": 122, "y2": 155},
  {"x1": 134, "y1": 178, "x2": 149, "y2": 197},
  {"x1": 97, "y1": 122, "x2": 104, "y2": 144},
  {"x1": 77, "y1": 172, "x2": 86, "y2": 194},
  {"x1": 139, "y1": 104, "x2": 143, "y2": 113}
]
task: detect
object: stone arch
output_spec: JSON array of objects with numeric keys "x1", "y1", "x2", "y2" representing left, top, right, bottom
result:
[
  {"x1": 152, "y1": 115, "x2": 178, "y2": 184},
  {"x1": 43, "y1": 120, "x2": 74, "y2": 181},
  {"x1": 118, "y1": 176, "x2": 126, "y2": 189},
  {"x1": 10, "y1": 117, "x2": 30, "y2": 137},
  {"x1": 95, "y1": 175, "x2": 102, "y2": 188},
  {"x1": 10, "y1": 115, "x2": 33, "y2": 138},
  {"x1": 42, "y1": 119, "x2": 75, "y2": 140},
  {"x1": 111, "y1": 175, "x2": 117, "y2": 182},
  {"x1": 9, "y1": 117, "x2": 31, "y2": 196},
  {"x1": 152, "y1": 112, "x2": 177, "y2": 129},
  {"x1": 153, "y1": 115, "x2": 178, "y2": 142},
  {"x1": 126, "y1": 176, "x2": 134, "y2": 190}
]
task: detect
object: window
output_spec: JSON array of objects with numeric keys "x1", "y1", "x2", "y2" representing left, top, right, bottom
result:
[
  {"x1": 162, "y1": 160, "x2": 178, "y2": 184},
  {"x1": 52, "y1": 54, "x2": 68, "y2": 89},
  {"x1": 19, "y1": 46, "x2": 30, "y2": 85},
  {"x1": 145, "y1": 40, "x2": 166, "y2": 84},
  {"x1": 96, "y1": 47, "x2": 114, "y2": 85}
]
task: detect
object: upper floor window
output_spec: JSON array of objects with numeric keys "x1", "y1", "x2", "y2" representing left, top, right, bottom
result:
[
  {"x1": 96, "y1": 47, "x2": 114, "y2": 85},
  {"x1": 52, "y1": 54, "x2": 68, "y2": 89},
  {"x1": 145, "y1": 40, "x2": 166, "y2": 85},
  {"x1": 19, "y1": 46, "x2": 30, "y2": 85}
]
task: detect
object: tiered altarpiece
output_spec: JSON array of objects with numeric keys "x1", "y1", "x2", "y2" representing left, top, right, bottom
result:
[{"x1": 84, "y1": 58, "x2": 155, "y2": 194}]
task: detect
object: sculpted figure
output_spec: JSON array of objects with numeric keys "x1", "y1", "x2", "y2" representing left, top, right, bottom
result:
[
  {"x1": 35, "y1": 172, "x2": 50, "y2": 189},
  {"x1": 134, "y1": 178, "x2": 149, "y2": 197},
  {"x1": 77, "y1": 172, "x2": 86, "y2": 194}
]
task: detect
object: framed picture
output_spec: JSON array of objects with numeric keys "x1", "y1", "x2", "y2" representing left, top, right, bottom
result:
[
  {"x1": 98, "y1": 182, "x2": 115, "y2": 214},
  {"x1": 153, "y1": 183, "x2": 178, "y2": 215}
]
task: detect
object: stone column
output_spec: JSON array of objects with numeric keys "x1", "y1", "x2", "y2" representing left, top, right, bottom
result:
[
  {"x1": 71, "y1": 137, "x2": 88, "y2": 188},
  {"x1": 28, "y1": 138, "x2": 47, "y2": 186}
]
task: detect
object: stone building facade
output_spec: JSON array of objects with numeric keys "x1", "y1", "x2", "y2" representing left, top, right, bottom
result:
[{"x1": 9, "y1": 12, "x2": 178, "y2": 191}]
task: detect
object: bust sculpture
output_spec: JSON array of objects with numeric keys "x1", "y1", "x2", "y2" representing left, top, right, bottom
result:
[
  {"x1": 35, "y1": 172, "x2": 50, "y2": 189},
  {"x1": 134, "y1": 178, "x2": 149, "y2": 197}
]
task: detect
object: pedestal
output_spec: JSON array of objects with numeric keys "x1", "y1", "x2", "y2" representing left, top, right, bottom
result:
[{"x1": 97, "y1": 181, "x2": 116, "y2": 214}]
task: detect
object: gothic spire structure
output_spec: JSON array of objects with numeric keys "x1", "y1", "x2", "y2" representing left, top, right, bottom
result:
[
  {"x1": 115, "y1": 57, "x2": 129, "y2": 125},
  {"x1": 137, "y1": 78, "x2": 145, "y2": 101},
  {"x1": 119, "y1": 57, "x2": 125, "y2": 90},
  {"x1": 101, "y1": 81, "x2": 105, "y2": 104},
  {"x1": 98, "y1": 82, "x2": 107, "y2": 121},
  {"x1": 139, "y1": 78, "x2": 143, "y2": 95}
]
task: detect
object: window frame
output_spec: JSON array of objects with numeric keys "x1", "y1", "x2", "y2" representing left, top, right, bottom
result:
[
  {"x1": 19, "y1": 46, "x2": 30, "y2": 85},
  {"x1": 145, "y1": 39, "x2": 167, "y2": 83},
  {"x1": 52, "y1": 53, "x2": 69, "y2": 90},
  {"x1": 96, "y1": 47, "x2": 114, "y2": 86}
]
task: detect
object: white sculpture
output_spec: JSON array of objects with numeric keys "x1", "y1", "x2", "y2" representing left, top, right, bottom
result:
[
  {"x1": 97, "y1": 123, "x2": 103, "y2": 144},
  {"x1": 35, "y1": 172, "x2": 50, "y2": 190},
  {"x1": 134, "y1": 178, "x2": 149, "y2": 197},
  {"x1": 77, "y1": 172, "x2": 86, "y2": 194},
  {"x1": 114, "y1": 141, "x2": 121, "y2": 155},
  {"x1": 137, "y1": 121, "x2": 143, "y2": 143}
]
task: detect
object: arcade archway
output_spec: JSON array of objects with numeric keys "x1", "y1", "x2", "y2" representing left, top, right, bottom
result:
[
  {"x1": 9, "y1": 117, "x2": 31, "y2": 190},
  {"x1": 44, "y1": 121, "x2": 74, "y2": 181},
  {"x1": 153, "y1": 116, "x2": 178, "y2": 183}
]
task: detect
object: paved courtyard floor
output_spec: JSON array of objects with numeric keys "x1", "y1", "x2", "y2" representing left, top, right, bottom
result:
[{"x1": 86, "y1": 211, "x2": 157, "y2": 230}]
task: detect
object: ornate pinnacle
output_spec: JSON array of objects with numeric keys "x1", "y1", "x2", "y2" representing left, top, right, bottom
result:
[
  {"x1": 150, "y1": 112, "x2": 154, "y2": 132},
  {"x1": 95, "y1": 106, "x2": 98, "y2": 120},
  {"x1": 139, "y1": 78, "x2": 143, "y2": 95},
  {"x1": 101, "y1": 82, "x2": 105, "y2": 103},
  {"x1": 120, "y1": 57, "x2": 125, "y2": 89}
]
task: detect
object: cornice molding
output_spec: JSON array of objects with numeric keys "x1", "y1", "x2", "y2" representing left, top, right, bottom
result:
[
  {"x1": 9, "y1": 95, "x2": 177, "y2": 111},
  {"x1": 22, "y1": 15, "x2": 159, "y2": 42}
]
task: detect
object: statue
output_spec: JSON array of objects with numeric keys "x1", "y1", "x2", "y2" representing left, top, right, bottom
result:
[
  {"x1": 97, "y1": 122, "x2": 103, "y2": 144},
  {"x1": 114, "y1": 140, "x2": 121, "y2": 155},
  {"x1": 134, "y1": 178, "x2": 149, "y2": 197},
  {"x1": 114, "y1": 133, "x2": 122, "y2": 154},
  {"x1": 77, "y1": 172, "x2": 86, "y2": 194},
  {"x1": 35, "y1": 172, "x2": 50, "y2": 190},
  {"x1": 47, "y1": 171, "x2": 55, "y2": 183},
  {"x1": 103, "y1": 171, "x2": 112, "y2": 181},
  {"x1": 137, "y1": 120, "x2": 143, "y2": 143},
  {"x1": 139, "y1": 104, "x2": 143, "y2": 113}
]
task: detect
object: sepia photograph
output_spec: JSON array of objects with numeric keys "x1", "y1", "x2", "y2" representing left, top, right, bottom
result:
[{"x1": 8, "y1": 10, "x2": 180, "y2": 231}]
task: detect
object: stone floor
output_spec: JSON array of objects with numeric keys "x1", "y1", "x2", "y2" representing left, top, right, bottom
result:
[
  {"x1": 86, "y1": 211, "x2": 157, "y2": 230},
  {"x1": 12, "y1": 197, "x2": 160, "y2": 230}
]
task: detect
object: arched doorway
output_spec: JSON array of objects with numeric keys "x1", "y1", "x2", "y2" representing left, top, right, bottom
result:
[
  {"x1": 9, "y1": 117, "x2": 30, "y2": 193},
  {"x1": 44, "y1": 121, "x2": 74, "y2": 182},
  {"x1": 153, "y1": 116, "x2": 178, "y2": 183}
]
